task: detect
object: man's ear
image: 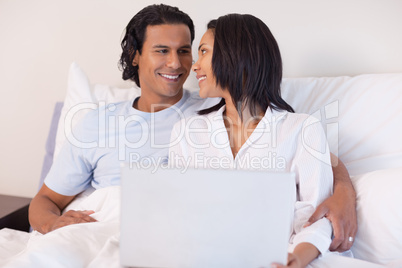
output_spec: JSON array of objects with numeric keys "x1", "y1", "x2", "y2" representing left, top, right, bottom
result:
[{"x1": 132, "y1": 51, "x2": 139, "y2": 67}]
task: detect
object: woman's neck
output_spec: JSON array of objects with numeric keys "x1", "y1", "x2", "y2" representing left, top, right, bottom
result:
[{"x1": 223, "y1": 97, "x2": 264, "y2": 158}]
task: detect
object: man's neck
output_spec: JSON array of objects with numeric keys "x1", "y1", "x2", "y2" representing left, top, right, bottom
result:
[{"x1": 134, "y1": 91, "x2": 183, "y2": 113}]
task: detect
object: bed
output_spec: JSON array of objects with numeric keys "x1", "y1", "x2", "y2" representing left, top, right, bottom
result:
[{"x1": 0, "y1": 63, "x2": 401, "y2": 267}]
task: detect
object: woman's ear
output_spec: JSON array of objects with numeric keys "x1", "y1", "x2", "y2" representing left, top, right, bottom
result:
[{"x1": 132, "y1": 51, "x2": 139, "y2": 67}]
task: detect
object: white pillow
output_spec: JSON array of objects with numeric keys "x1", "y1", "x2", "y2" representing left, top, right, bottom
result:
[
  {"x1": 350, "y1": 167, "x2": 402, "y2": 266},
  {"x1": 54, "y1": 62, "x2": 141, "y2": 159},
  {"x1": 281, "y1": 74, "x2": 402, "y2": 176},
  {"x1": 56, "y1": 69, "x2": 402, "y2": 176}
]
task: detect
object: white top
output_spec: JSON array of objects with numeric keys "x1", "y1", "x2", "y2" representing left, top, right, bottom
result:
[
  {"x1": 169, "y1": 105, "x2": 333, "y2": 255},
  {"x1": 45, "y1": 90, "x2": 220, "y2": 196}
]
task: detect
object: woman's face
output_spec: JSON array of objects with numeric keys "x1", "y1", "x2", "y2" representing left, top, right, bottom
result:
[{"x1": 192, "y1": 29, "x2": 226, "y2": 99}]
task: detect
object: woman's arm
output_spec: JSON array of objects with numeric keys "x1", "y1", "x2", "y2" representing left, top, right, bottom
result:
[
  {"x1": 305, "y1": 153, "x2": 357, "y2": 251},
  {"x1": 272, "y1": 243, "x2": 319, "y2": 268},
  {"x1": 29, "y1": 184, "x2": 96, "y2": 234},
  {"x1": 290, "y1": 118, "x2": 334, "y2": 250}
]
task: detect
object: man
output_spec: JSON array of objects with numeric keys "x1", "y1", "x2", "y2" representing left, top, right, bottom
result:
[{"x1": 29, "y1": 4, "x2": 356, "y2": 252}]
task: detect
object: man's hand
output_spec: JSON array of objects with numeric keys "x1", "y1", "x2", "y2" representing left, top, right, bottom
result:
[
  {"x1": 305, "y1": 184, "x2": 357, "y2": 252},
  {"x1": 29, "y1": 184, "x2": 97, "y2": 234},
  {"x1": 48, "y1": 210, "x2": 97, "y2": 232}
]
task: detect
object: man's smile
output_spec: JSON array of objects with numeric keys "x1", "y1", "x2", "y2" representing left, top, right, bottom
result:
[{"x1": 159, "y1": 73, "x2": 182, "y2": 82}]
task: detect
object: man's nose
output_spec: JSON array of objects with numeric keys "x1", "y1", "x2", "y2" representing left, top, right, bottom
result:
[{"x1": 166, "y1": 52, "x2": 181, "y2": 69}]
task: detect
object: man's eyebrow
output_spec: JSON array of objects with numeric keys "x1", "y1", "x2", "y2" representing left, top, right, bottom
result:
[
  {"x1": 198, "y1": 43, "x2": 206, "y2": 51},
  {"x1": 152, "y1": 44, "x2": 192, "y2": 49},
  {"x1": 153, "y1": 45, "x2": 169, "y2": 49}
]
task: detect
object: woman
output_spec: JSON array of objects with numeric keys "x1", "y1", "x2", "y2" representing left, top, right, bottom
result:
[{"x1": 169, "y1": 14, "x2": 333, "y2": 268}]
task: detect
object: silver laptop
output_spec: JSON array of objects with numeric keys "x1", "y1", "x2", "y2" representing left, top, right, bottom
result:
[{"x1": 120, "y1": 165, "x2": 295, "y2": 268}]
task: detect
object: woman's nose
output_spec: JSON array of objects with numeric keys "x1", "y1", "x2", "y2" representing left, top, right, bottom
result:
[{"x1": 192, "y1": 59, "x2": 199, "y2": 72}]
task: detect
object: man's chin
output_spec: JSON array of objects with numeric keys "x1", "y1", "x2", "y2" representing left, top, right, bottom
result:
[{"x1": 163, "y1": 86, "x2": 184, "y2": 97}]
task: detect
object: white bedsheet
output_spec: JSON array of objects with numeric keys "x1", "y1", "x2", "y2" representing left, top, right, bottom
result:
[{"x1": 0, "y1": 186, "x2": 385, "y2": 268}]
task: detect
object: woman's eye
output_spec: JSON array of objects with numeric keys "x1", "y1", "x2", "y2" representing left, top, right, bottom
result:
[{"x1": 201, "y1": 49, "x2": 206, "y2": 55}]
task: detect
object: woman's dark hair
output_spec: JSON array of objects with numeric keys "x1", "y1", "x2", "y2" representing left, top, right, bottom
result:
[
  {"x1": 199, "y1": 14, "x2": 294, "y2": 116},
  {"x1": 119, "y1": 4, "x2": 195, "y2": 87}
]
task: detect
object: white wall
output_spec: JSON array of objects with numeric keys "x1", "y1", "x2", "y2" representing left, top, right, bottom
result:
[{"x1": 1, "y1": 0, "x2": 401, "y2": 198}]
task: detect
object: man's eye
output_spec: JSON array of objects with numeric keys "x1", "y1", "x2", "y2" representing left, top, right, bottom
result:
[
  {"x1": 157, "y1": 49, "x2": 168, "y2": 54},
  {"x1": 179, "y1": 49, "x2": 190, "y2": 54}
]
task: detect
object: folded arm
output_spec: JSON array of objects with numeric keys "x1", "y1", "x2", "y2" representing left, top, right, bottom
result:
[{"x1": 286, "y1": 119, "x2": 334, "y2": 267}]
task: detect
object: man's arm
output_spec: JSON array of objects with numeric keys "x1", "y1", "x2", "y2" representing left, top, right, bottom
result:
[
  {"x1": 29, "y1": 184, "x2": 96, "y2": 234},
  {"x1": 306, "y1": 153, "x2": 357, "y2": 252}
]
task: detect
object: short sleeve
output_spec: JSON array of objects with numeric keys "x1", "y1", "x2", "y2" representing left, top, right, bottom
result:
[{"x1": 44, "y1": 114, "x2": 95, "y2": 196}]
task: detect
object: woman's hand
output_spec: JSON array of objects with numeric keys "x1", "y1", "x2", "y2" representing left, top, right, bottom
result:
[
  {"x1": 271, "y1": 253, "x2": 302, "y2": 268},
  {"x1": 272, "y1": 243, "x2": 319, "y2": 268}
]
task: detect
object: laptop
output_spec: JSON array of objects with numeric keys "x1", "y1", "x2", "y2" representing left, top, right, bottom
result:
[{"x1": 120, "y1": 165, "x2": 295, "y2": 268}]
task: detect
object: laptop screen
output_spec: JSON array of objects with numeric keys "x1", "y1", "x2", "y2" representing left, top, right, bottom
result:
[{"x1": 120, "y1": 165, "x2": 295, "y2": 268}]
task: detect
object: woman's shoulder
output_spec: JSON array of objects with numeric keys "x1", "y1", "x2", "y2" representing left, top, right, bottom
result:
[
  {"x1": 284, "y1": 111, "x2": 314, "y2": 122},
  {"x1": 284, "y1": 111, "x2": 326, "y2": 140},
  {"x1": 269, "y1": 109, "x2": 311, "y2": 124},
  {"x1": 270, "y1": 110, "x2": 324, "y2": 134}
]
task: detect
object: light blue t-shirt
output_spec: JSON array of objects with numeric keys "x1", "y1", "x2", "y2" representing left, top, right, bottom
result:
[{"x1": 44, "y1": 90, "x2": 219, "y2": 196}]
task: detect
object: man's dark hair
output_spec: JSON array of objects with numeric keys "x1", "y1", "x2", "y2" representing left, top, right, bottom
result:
[
  {"x1": 119, "y1": 4, "x2": 195, "y2": 87},
  {"x1": 199, "y1": 14, "x2": 294, "y2": 116}
]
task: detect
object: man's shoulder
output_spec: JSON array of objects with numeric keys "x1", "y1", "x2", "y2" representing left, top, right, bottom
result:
[
  {"x1": 180, "y1": 89, "x2": 221, "y2": 114},
  {"x1": 73, "y1": 99, "x2": 135, "y2": 133},
  {"x1": 85, "y1": 99, "x2": 135, "y2": 118}
]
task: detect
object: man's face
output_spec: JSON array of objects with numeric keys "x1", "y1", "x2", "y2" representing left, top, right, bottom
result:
[{"x1": 134, "y1": 24, "x2": 192, "y2": 107}]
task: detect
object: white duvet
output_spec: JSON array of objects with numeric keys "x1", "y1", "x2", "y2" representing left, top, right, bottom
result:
[
  {"x1": 0, "y1": 186, "x2": 384, "y2": 268},
  {"x1": 0, "y1": 186, "x2": 122, "y2": 268}
]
